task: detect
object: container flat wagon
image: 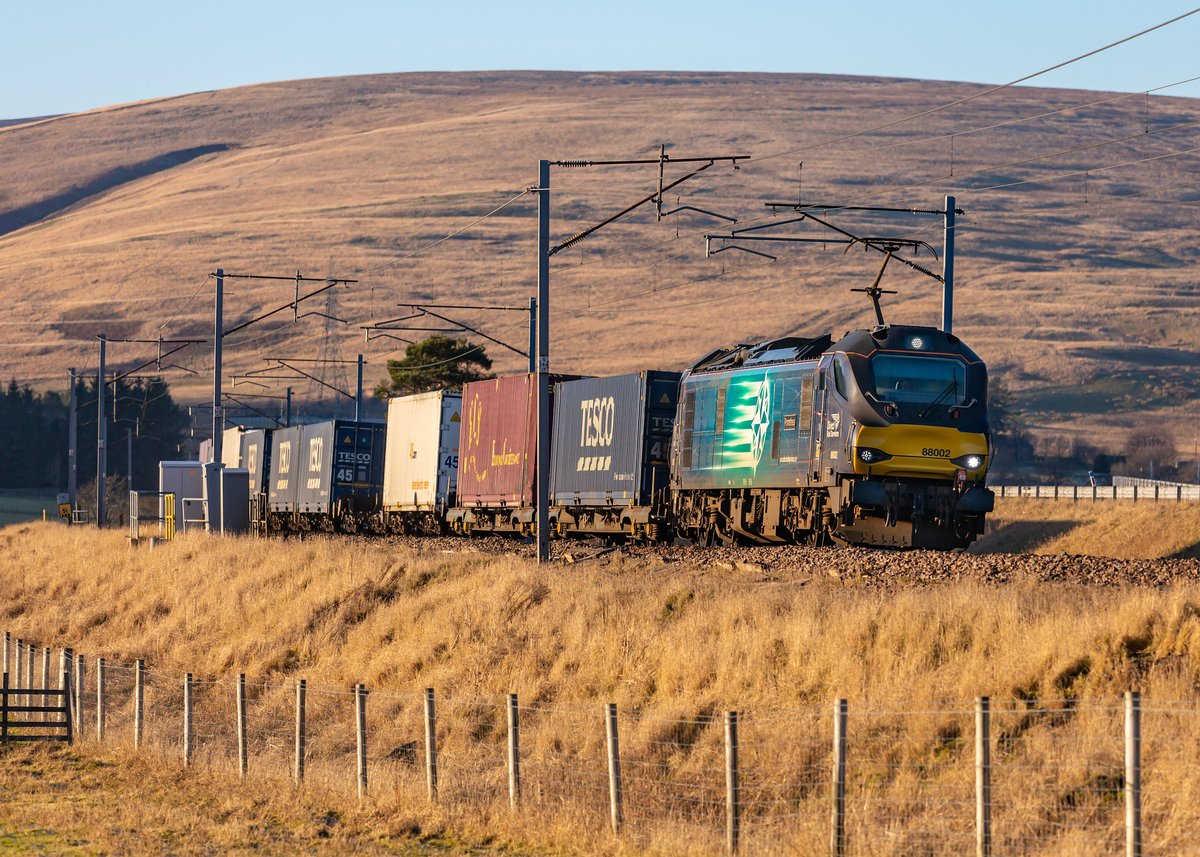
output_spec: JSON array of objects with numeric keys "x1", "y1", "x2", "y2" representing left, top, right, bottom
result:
[
  {"x1": 381, "y1": 390, "x2": 462, "y2": 534},
  {"x1": 447, "y1": 373, "x2": 582, "y2": 536},
  {"x1": 550, "y1": 371, "x2": 680, "y2": 542},
  {"x1": 267, "y1": 420, "x2": 386, "y2": 533}
]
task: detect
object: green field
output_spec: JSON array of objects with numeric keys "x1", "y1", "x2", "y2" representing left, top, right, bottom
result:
[{"x1": 0, "y1": 491, "x2": 60, "y2": 527}]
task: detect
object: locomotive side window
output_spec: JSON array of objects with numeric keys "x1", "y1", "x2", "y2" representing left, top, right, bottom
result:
[
  {"x1": 833, "y1": 360, "x2": 849, "y2": 399},
  {"x1": 679, "y1": 391, "x2": 695, "y2": 469},
  {"x1": 799, "y1": 376, "x2": 814, "y2": 432},
  {"x1": 692, "y1": 387, "x2": 718, "y2": 469},
  {"x1": 872, "y1": 354, "x2": 967, "y2": 405}
]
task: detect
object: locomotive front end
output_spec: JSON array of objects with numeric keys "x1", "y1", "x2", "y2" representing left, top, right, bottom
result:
[{"x1": 829, "y1": 325, "x2": 994, "y2": 548}]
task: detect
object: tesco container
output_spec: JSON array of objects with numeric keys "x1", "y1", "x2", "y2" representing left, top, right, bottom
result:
[
  {"x1": 294, "y1": 420, "x2": 386, "y2": 514},
  {"x1": 457, "y1": 374, "x2": 581, "y2": 507},
  {"x1": 239, "y1": 428, "x2": 273, "y2": 495},
  {"x1": 267, "y1": 426, "x2": 302, "y2": 512},
  {"x1": 550, "y1": 371, "x2": 680, "y2": 506},
  {"x1": 383, "y1": 390, "x2": 462, "y2": 512}
]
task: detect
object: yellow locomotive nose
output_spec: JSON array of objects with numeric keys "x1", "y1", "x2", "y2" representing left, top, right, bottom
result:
[{"x1": 853, "y1": 425, "x2": 989, "y2": 480}]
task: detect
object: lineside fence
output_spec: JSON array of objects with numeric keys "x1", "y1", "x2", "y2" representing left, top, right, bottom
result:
[
  {"x1": 2, "y1": 630, "x2": 1198, "y2": 856},
  {"x1": 995, "y1": 484, "x2": 1200, "y2": 502}
]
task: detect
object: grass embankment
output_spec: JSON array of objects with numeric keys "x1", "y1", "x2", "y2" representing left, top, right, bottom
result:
[
  {"x1": 977, "y1": 497, "x2": 1200, "y2": 558},
  {"x1": 0, "y1": 743, "x2": 480, "y2": 856},
  {"x1": 1, "y1": 523, "x2": 1199, "y2": 854}
]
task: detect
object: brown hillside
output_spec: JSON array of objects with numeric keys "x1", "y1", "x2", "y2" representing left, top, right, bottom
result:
[{"x1": 1, "y1": 71, "x2": 1197, "y2": 451}]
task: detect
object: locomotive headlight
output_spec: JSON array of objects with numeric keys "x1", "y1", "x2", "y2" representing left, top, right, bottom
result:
[
  {"x1": 858, "y1": 447, "x2": 892, "y2": 463},
  {"x1": 952, "y1": 453, "x2": 985, "y2": 470},
  {"x1": 909, "y1": 336, "x2": 926, "y2": 349}
]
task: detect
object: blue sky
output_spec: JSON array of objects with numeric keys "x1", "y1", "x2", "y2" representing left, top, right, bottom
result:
[{"x1": 4, "y1": 2, "x2": 1200, "y2": 118}]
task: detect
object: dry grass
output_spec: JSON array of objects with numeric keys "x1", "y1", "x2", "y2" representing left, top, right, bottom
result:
[
  {"x1": 0, "y1": 72, "x2": 1197, "y2": 452},
  {"x1": 977, "y1": 497, "x2": 1200, "y2": 558},
  {"x1": 0, "y1": 742, "x2": 503, "y2": 855},
  {"x1": 2, "y1": 523, "x2": 1200, "y2": 853}
]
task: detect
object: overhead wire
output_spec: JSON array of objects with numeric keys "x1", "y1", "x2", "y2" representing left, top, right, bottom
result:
[
  {"x1": 753, "y1": 6, "x2": 1200, "y2": 162},
  {"x1": 863, "y1": 72, "x2": 1200, "y2": 154}
]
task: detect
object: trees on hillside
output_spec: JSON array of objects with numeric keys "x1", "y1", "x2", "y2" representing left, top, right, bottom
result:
[
  {"x1": 0, "y1": 381, "x2": 66, "y2": 489},
  {"x1": 0, "y1": 376, "x2": 187, "y2": 491},
  {"x1": 374, "y1": 336, "x2": 494, "y2": 398}
]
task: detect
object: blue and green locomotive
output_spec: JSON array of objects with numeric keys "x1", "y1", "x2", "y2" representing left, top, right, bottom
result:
[{"x1": 669, "y1": 323, "x2": 994, "y2": 549}]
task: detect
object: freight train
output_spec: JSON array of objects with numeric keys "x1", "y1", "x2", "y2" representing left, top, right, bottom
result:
[{"x1": 239, "y1": 322, "x2": 994, "y2": 549}]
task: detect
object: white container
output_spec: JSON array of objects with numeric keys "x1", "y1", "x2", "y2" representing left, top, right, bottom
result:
[
  {"x1": 382, "y1": 390, "x2": 462, "y2": 512},
  {"x1": 221, "y1": 427, "x2": 246, "y2": 468}
]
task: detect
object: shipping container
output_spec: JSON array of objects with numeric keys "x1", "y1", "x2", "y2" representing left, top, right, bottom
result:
[
  {"x1": 549, "y1": 371, "x2": 680, "y2": 539},
  {"x1": 239, "y1": 428, "x2": 273, "y2": 496},
  {"x1": 449, "y1": 373, "x2": 582, "y2": 533},
  {"x1": 382, "y1": 391, "x2": 461, "y2": 530},
  {"x1": 267, "y1": 425, "x2": 302, "y2": 514},
  {"x1": 221, "y1": 427, "x2": 245, "y2": 468},
  {"x1": 266, "y1": 421, "x2": 385, "y2": 532},
  {"x1": 294, "y1": 420, "x2": 386, "y2": 518}
]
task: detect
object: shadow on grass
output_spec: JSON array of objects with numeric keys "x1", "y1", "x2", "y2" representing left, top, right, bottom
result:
[
  {"x1": 971, "y1": 520, "x2": 1083, "y2": 554},
  {"x1": 1169, "y1": 542, "x2": 1200, "y2": 559}
]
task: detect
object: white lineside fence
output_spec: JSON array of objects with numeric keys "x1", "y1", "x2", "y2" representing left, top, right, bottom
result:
[
  {"x1": 3, "y1": 630, "x2": 1200, "y2": 856},
  {"x1": 994, "y1": 484, "x2": 1200, "y2": 501}
]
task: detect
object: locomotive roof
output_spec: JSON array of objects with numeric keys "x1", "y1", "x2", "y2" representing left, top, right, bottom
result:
[
  {"x1": 830, "y1": 324, "x2": 982, "y2": 362},
  {"x1": 687, "y1": 325, "x2": 981, "y2": 375},
  {"x1": 687, "y1": 334, "x2": 833, "y2": 374}
]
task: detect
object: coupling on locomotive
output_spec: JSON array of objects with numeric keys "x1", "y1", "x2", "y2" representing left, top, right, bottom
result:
[{"x1": 246, "y1": 305, "x2": 994, "y2": 550}]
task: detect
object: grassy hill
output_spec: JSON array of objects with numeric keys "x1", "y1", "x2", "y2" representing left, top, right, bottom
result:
[{"x1": 1, "y1": 71, "x2": 1198, "y2": 454}]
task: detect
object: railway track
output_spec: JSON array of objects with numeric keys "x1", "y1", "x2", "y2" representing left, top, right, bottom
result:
[{"x1": 350, "y1": 533, "x2": 1200, "y2": 589}]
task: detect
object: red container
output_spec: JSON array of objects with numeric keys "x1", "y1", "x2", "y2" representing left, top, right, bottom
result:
[{"x1": 458, "y1": 374, "x2": 579, "y2": 506}]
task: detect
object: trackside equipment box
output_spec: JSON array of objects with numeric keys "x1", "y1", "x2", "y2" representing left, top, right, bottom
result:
[
  {"x1": 550, "y1": 371, "x2": 680, "y2": 507},
  {"x1": 382, "y1": 390, "x2": 462, "y2": 512}
]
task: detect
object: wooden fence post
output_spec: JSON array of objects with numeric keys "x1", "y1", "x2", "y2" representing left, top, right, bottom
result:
[
  {"x1": 40, "y1": 647, "x2": 50, "y2": 721},
  {"x1": 26, "y1": 643, "x2": 34, "y2": 706},
  {"x1": 183, "y1": 673, "x2": 193, "y2": 767},
  {"x1": 507, "y1": 692, "x2": 521, "y2": 810},
  {"x1": 1126, "y1": 691, "x2": 1142, "y2": 857},
  {"x1": 59, "y1": 653, "x2": 73, "y2": 746},
  {"x1": 134, "y1": 659, "x2": 145, "y2": 749},
  {"x1": 236, "y1": 673, "x2": 247, "y2": 779},
  {"x1": 831, "y1": 698, "x2": 848, "y2": 857},
  {"x1": 96, "y1": 657, "x2": 106, "y2": 741},
  {"x1": 423, "y1": 687, "x2": 438, "y2": 801},
  {"x1": 1, "y1": 671, "x2": 8, "y2": 743},
  {"x1": 295, "y1": 679, "x2": 306, "y2": 784},
  {"x1": 726, "y1": 710, "x2": 741, "y2": 855},
  {"x1": 13, "y1": 639, "x2": 22, "y2": 705},
  {"x1": 356, "y1": 684, "x2": 368, "y2": 799},
  {"x1": 2, "y1": 632, "x2": 8, "y2": 681},
  {"x1": 605, "y1": 702, "x2": 624, "y2": 835},
  {"x1": 976, "y1": 697, "x2": 992, "y2": 857},
  {"x1": 74, "y1": 654, "x2": 85, "y2": 739}
]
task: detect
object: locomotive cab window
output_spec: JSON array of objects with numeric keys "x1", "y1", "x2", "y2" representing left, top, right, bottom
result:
[
  {"x1": 833, "y1": 360, "x2": 849, "y2": 399},
  {"x1": 871, "y1": 354, "x2": 967, "y2": 405}
]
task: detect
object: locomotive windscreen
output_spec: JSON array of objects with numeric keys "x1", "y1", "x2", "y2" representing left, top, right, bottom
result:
[{"x1": 870, "y1": 355, "x2": 967, "y2": 406}]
